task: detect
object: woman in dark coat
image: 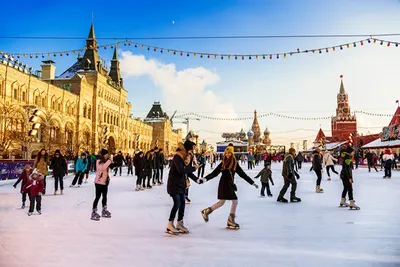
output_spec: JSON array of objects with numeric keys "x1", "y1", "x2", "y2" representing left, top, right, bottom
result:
[
  {"x1": 166, "y1": 141, "x2": 201, "y2": 235},
  {"x1": 201, "y1": 145, "x2": 258, "y2": 229},
  {"x1": 50, "y1": 150, "x2": 67, "y2": 195},
  {"x1": 143, "y1": 150, "x2": 154, "y2": 189},
  {"x1": 133, "y1": 151, "x2": 145, "y2": 190}
]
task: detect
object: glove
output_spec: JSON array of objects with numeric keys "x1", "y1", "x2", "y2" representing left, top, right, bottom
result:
[
  {"x1": 13, "y1": 185, "x2": 16, "y2": 188},
  {"x1": 252, "y1": 183, "x2": 259, "y2": 189},
  {"x1": 38, "y1": 192, "x2": 42, "y2": 196},
  {"x1": 196, "y1": 178, "x2": 203, "y2": 184},
  {"x1": 201, "y1": 178, "x2": 207, "y2": 184},
  {"x1": 295, "y1": 173, "x2": 300, "y2": 180}
]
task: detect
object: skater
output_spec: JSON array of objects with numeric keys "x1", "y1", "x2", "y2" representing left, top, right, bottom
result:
[
  {"x1": 13, "y1": 164, "x2": 33, "y2": 209},
  {"x1": 159, "y1": 148, "x2": 165, "y2": 184},
  {"x1": 247, "y1": 153, "x2": 253, "y2": 170},
  {"x1": 323, "y1": 151, "x2": 338, "y2": 181},
  {"x1": 254, "y1": 162, "x2": 274, "y2": 197},
  {"x1": 23, "y1": 169, "x2": 45, "y2": 216},
  {"x1": 153, "y1": 147, "x2": 162, "y2": 185},
  {"x1": 166, "y1": 140, "x2": 201, "y2": 235},
  {"x1": 91, "y1": 149, "x2": 116, "y2": 221},
  {"x1": 339, "y1": 146, "x2": 360, "y2": 210},
  {"x1": 50, "y1": 150, "x2": 67, "y2": 195},
  {"x1": 277, "y1": 148, "x2": 301, "y2": 203},
  {"x1": 33, "y1": 148, "x2": 49, "y2": 195},
  {"x1": 312, "y1": 148, "x2": 324, "y2": 193},
  {"x1": 144, "y1": 150, "x2": 154, "y2": 189},
  {"x1": 383, "y1": 149, "x2": 394, "y2": 178},
  {"x1": 83, "y1": 151, "x2": 92, "y2": 183},
  {"x1": 197, "y1": 151, "x2": 206, "y2": 178},
  {"x1": 364, "y1": 150, "x2": 378, "y2": 172},
  {"x1": 113, "y1": 151, "x2": 125, "y2": 176},
  {"x1": 133, "y1": 151, "x2": 145, "y2": 190},
  {"x1": 70, "y1": 153, "x2": 88, "y2": 187},
  {"x1": 295, "y1": 152, "x2": 304, "y2": 169},
  {"x1": 200, "y1": 146, "x2": 258, "y2": 230},
  {"x1": 126, "y1": 153, "x2": 134, "y2": 176}
]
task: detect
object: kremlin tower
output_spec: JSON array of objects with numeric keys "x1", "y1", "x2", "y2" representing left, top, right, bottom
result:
[{"x1": 251, "y1": 110, "x2": 261, "y2": 143}]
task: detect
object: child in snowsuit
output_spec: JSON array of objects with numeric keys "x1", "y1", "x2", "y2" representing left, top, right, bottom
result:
[
  {"x1": 23, "y1": 169, "x2": 45, "y2": 216},
  {"x1": 254, "y1": 162, "x2": 274, "y2": 197},
  {"x1": 13, "y1": 164, "x2": 32, "y2": 209},
  {"x1": 339, "y1": 146, "x2": 360, "y2": 209}
]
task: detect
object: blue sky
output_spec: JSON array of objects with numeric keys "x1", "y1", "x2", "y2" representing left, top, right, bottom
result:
[{"x1": 2, "y1": 0, "x2": 400, "y2": 147}]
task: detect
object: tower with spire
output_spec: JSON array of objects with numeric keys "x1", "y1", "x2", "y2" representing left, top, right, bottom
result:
[
  {"x1": 251, "y1": 110, "x2": 261, "y2": 143},
  {"x1": 80, "y1": 23, "x2": 100, "y2": 71},
  {"x1": 109, "y1": 47, "x2": 122, "y2": 87},
  {"x1": 331, "y1": 75, "x2": 357, "y2": 141}
]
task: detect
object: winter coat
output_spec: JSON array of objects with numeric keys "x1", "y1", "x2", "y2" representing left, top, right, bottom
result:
[
  {"x1": 94, "y1": 159, "x2": 116, "y2": 185},
  {"x1": 323, "y1": 153, "x2": 337, "y2": 167},
  {"x1": 197, "y1": 155, "x2": 206, "y2": 165},
  {"x1": 134, "y1": 156, "x2": 145, "y2": 176},
  {"x1": 383, "y1": 153, "x2": 394, "y2": 168},
  {"x1": 75, "y1": 158, "x2": 88, "y2": 173},
  {"x1": 312, "y1": 152, "x2": 322, "y2": 171},
  {"x1": 50, "y1": 156, "x2": 67, "y2": 177},
  {"x1": 159, "y1": 153, "x2": 166, "y2": 169},
  {"x1": 14, "y1": 169, "x2": 32, "y2": 193},
  {"x1": 167, "y1": 154, "x2": 196, "y2": 195},
  {"x1": 365, "y1": 152, "x2": 374, "y2": 163},
  {"x1": 34, "y1": 156, "x2": 49, "y2": 176},
  {"x1": 204, "y1": 162, "x2": 254, "y2": 200},
  {"x1": 282, "y1": 154, "x2": 298, "y2": 179},
  {"x1": 296, "y1": 153, "x2": 304, "y2": 162},
  {"x1": 23, "y1": 174, "x2": 44, "y2": 196},
  {"x1": 340, "y1": 152, "x2": 353, "y2": 180},
  {"x1": 255, "y1": 168, "x2": 274, "y2": 184},
  {"x1": 113, "y1": 154, "x2": 124, "y2": 167},
  {"x1": 154, "y1": 152, "x2": 162, "y2": 168},
  {"x1": 126, "y1": 155, "x2": 133, "y2": 167}
]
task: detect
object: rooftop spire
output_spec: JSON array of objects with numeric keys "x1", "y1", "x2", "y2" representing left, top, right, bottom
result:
[
  {"x1": 109, "y1": 46, "x2": 122, "y2": 87},
  {"x1": 339, "y1": 75, "x2": 345, "y2": 94},
  {"x1": 112, "y1": 46, "x2": 118, "y2": 61},
  {"x1": 88, "y1": 23, "x2": 96, "y2": 40},
  {"x1": 80, "y1": 23, "x2": 99, "y2": 71}
]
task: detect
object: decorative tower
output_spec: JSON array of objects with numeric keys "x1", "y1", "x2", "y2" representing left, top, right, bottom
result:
[
  {"x1": 251, "y1": 110, "x2": 261, "y2": 143},
  {"x1": 247, "y1": 129, "x2": 254, "y2": 146},
  {"x1": 331, "y1": 75, "x2": 357, "y2": 141},
  {"x1": 263, "y1": 127, "x2": 271, "y2": 146},
  {"x1": 109, "y1": 47, "x2": 122, "y2": 88},
  {"x1": 313, "y1": 128, "x2": 326, "y2": 148},
  {"x1": 80, "y1": 23, "x2": 100, "y2": 71}
]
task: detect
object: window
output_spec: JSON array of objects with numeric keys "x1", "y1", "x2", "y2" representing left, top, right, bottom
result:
[
  {"x1": 88, "y1": 106, "x2": 92, "y2": 119},
  {"x1": 13, "y1": 88, "x2": 18, "y2": 99},
  {"x1": 35, "y1": 95, "x2": 40, "y2": 105},
  {"x1": 58, "y1": 102, "x2": 62, "y2": 112},
  {"x1": 42, "y1": 97, "x2": 46, "y2": 107},
  {"x1": 22, "y1": 91, "x2": 26, "y2": 102},
  {"x1": 83, "y1": 104, "x2": 87, "y2": 118}
]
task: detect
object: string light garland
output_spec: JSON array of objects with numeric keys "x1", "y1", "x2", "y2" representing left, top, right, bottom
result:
[
  {"x1": 0, "y1": 38, "x2": 399, "y2": 61},
  {"x1": 174, "y1": 110, "x2": 393, "y2": 121}
]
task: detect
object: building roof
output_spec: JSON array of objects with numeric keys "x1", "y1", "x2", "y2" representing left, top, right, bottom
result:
[
  {"x1": 362, "y1": 138, "x2": 400, "y2": 149},
  {"x1": 145, "y1": 102, "x2": 166, "y2": 120},
  {"x1": 314, "y1": 128, "x2": 326, "y2": 142},
  {"x1": 389, "y1": 107, "x2": 400, "y2": 126},
  {"x1": 339, "y1": 75, "x2": 346, "y2": 94}
]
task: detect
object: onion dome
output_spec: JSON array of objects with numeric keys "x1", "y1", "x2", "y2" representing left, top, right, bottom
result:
[
  {"x1": 247, "y1": 130, "x2": 254, "y2": 137},
  {"x1": 264, "y1": 127, "x2": 270, "y2": 134}
]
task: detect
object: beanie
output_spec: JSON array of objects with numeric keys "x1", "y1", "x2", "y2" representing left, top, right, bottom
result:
[
  {"x1": 183, "y1": 140, "x2": 195, "y2": 152},
  {"x1": 224, "y1": 146, "x2": 234, "y2": 155},
  {"x1": 100, "y1": 149, "x2": 109, "y2": 156}
]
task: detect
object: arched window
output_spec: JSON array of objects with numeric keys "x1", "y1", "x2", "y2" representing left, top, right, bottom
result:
[
  {"x1": 107, "y1": 113, "x2": 110, "y2": 124},
  {"x1": 104, "y1": 112, "x2": 107, "y2": 123},
  {"x1": 58, "y1": 102, "x2": 62, "y2": 112},
  {"x1": 0, "y1": 77, "x2": 4, "y2": 97},
  {"x1": 35, "y1": 95, "x2": 40, "y2": 105},
  {"x1": 116, "y1": 117, "x2": 119, "y2": 126},
  {"x1": 41, "y1": 97, "x2": 46, "y2": 107},
  {"x1": 83, "y1": 104, "x2": 87, "y2": 118},
  {"x1": 88, "y1": 105, "x2": 92, "y2": 119}
]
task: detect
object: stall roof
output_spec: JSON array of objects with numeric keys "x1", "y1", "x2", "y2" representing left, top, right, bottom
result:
[{"x1": 362, "y1": 138, "x2": 400, "y2": 149}]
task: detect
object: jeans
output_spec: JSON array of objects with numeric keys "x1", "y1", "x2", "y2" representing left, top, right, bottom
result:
[
  {"x1": 136, "y1": 173, "x2": 142, "y2": 186},
  {"x1": 260, "y1": 182, "x2": 271, "y2": 196},
  {"x1": 169, "y1": 193, "x2": 186, "y2": 221},
  {"x1": 368, "y1": 162, "x2": 378, "y2": 172},
  {"x1": 341, "y1": 178, "x2": 353, "y2": 200},
  {"x1": 92, "y1": 184, "x2": 108, "y2": 210},
  {"x1": 160, "y1": 168, "x2": 164, "y2": 182},
  {"x1": 385, "y1": 167, "x2": 392, "y2": 177},
  {"x1": 29, "y1": 195, "x2": 42, "y2": 212},
  {"x1": 114, "y1": 167, "x2": 122, "y2": 176},
  {"x1": 314, "y1": 169, "x2": 322, "y2": 186},
  {"x1": 248, "y1": 162, "x2": 252, "y2": 170},
  {"x1": 326, "y1": 165, "x2": 338, "y2": 177},
  {"x1": 21, "y1": 192, "x2": 27, "y2": 203},
  {"x1": 54, "y1": 175, "x2": 64, "y2": 191},
  {"x1": 197, "y1": 165, "x2": 205, "y2": 178},
  {"x1": 153, "y1": 168, "x2": 160, "y2": 184},
  {"x1": 72, "y1": 171, "x2": 84, "y2": 186},
  {"x1": 278, "y1": 177, "x2": 297, "y2": 198}
]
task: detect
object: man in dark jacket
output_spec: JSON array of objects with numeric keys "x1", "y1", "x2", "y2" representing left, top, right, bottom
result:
[
  {"x1": 197, "y1": 151, "x2": 206, "y2": 178},
  {"x1": 50, "y1": 150, "x2": 68, "y2": 195},
  {"x1": 113, "y1": 151, "x2": 125, "y2": 176},
  {"x1": 277, "y1": 148, "x2": 301, "y2": 203},
  {"x1": 364, "y1": 149, "x2": 378, "y2": 172},
  {"x1": 134, "y1": 151, "x2": 145, "y2": 190},
  {"x1": 159, "y1": 148, "x2": 165, "y2": 184},
  {"x1": 312, "y1": 148, "x2": 324, "y2": 193},
  {"x1": 153, "y1": 147, "x2": 162, "y2": 185},
  {"x1": 126, "y1": 153, "x2": 133, "y2": 176}
]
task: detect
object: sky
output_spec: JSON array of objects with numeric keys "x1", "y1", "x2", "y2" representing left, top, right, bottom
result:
[{"x1": 1, "y1": 0, "x2": 400, "y2": 149}]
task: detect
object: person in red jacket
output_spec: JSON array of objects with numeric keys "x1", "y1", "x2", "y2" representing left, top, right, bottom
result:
[
  {"x1": 13, "y1": 164, "x2": 33, "y2": 209},
  {"x1": 23, "y1": 169, "x2": 44, "y2": 216}
]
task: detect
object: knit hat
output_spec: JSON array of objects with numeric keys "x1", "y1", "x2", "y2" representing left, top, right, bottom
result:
[
  {"x1": 183, "y1": 140, "x2": 195, "y2": 152},
  {"x1": 55, "y1": 149, "x2": 61, "y2": 154},
  {"x1": 81, "y1": 152, "x2": 86, "y2": 157},
  {"x1": 346, "y1": 146, "x2": 354, "y2": 153},
  {"x1": 100, "y1": 149, "x2": 109, "y2": 156},
  {"x1": 224, "y1": 146, "x2": 234, "y2": 155},
  {"x1": 25, "y1": 164, "x2": 31, "y2": 169},
  {"x1": 32, "y1": 168, "x2": 39, "y2": 175}
]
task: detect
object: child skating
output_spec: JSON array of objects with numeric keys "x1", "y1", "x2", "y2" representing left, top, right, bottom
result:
[
  {"x1": 201, "y1": 145, "x2": 258, "y2": 230},
  {"x1": 13, "y1": 164, "x2": 32, "y2": 209},
  {"x1": 254, "y1": 162, "x2": 274, "y2": 197},
  {"x1": 339, "y1": 146, "x2": 360, "y2": 210},
  {"x1": 23, "y1": 169, "x2": 45, "y2": 216}
]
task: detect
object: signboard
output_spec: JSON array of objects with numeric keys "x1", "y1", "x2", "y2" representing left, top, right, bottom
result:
[{"x1": 380, "y1": 125, "x2": 400, "y2": 141}]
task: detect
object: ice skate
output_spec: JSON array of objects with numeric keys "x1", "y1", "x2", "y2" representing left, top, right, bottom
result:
[
  {"x1": 69, "y1": 184, "x2": 73, "y2": 187},
  {"x1": 140, "y1": 185, "x2": 145, "y2": 190},
  {"x1": 85, "y1": 179, "x2": 88, "y2": 183},
  {"x1": 60, "y1": 190, "x2": 63, "y2": 195},
  {"x1": 201, "y1": 207, "x2": 213, "y2": 223},
  {"x1": 165, "y1": 221, "x2": 179, "y2": 235},
  {"x1": 185, "y1": 197, "x2": 191, "y2": 204},
  {"x1": 349, "y1": 200, "x2": 360, "y2": 210},
  {"x1": 37, "y1": 210, "x2": 42, "y2": 215},
  {"x1": 135, "y1": 185, "x2": 140, "y2": 191},
  {"x1": 78, "y1": 184, "x2": 81, "y2": 188},
  {"x1": 226, "y1": 213, "x2": 240, "y2": 230},
  {"x1": 260, "y1": 194, "x2": 265, "y2": 197},
  {"x1": 327, "y1": 177, "x2": 331, "y2": 181},
  {"x1": 54, "y1": 190, "x2": 58, "y2": 195},
  {"x1": 146, "y1": 185, "x2": 152, "y2": 189},
  {"x1": 290, "y1": 196, "x2": 301, "y2": 202},
  {"x1": 315, "y1": 186, "x2": 324, "y2": 193},
  {"x1": 157, "y1": 182, "x2": 162, "y2": 186},
  {"x1": 267, "y1": 193, "x2": 273, "y2": 197},
  {"x1": 176, "y1": 220, "x2": 189, "y2": 234},
  {"x1": 28, "y1": 212, "x2": 32, "y2": 216},
  {"x1": 21, "y1": 203, "x2": 25, "y2": 209},
  {"x1": 91, "y1": 210, "x2": 100, "y2": 221},
  {"x1": 339, "y1": 198, "x2": 349, "y2": 207},
  {"x1": 102, "y1": 207, "x2": 112, "y2": 218},
  {"x1": 277, "y1": 196, "x2": 288, "y2": 203}
]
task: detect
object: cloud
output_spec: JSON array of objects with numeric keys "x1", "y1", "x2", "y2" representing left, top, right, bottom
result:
[{"x1": 119, "y1": 51, "x2": 243, "y2": 142}]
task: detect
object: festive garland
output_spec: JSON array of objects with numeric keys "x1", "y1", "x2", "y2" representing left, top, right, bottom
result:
[
  {"x1": 174, "y1": 110, "x2": 393, "y2": 121},
  {"x1": 0, "y1": 38, "x2": 399, "y2": 61}
]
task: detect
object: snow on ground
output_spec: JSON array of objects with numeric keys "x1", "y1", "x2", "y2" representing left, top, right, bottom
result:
[{"x1": 0, "y1": 162, "x2": 399, "y2": 267}]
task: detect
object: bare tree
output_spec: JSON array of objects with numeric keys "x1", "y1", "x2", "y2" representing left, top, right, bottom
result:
[{"x1": 0, "y1": 101, "x2": 25, "y2": 156}]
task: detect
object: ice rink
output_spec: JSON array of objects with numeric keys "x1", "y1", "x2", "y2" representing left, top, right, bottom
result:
[{"x1": 1, "y1": 162, "x2": 399, "y2": 267}]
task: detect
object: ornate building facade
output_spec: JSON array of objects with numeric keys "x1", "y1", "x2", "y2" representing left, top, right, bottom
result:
[{"x1": 0, "y1": 24, "x2": 181, "y2": 159}]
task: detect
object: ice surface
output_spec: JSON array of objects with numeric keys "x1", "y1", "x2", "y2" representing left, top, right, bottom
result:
[{"x1": 0, "y1": 163, "x2": 399, "y2": 267}]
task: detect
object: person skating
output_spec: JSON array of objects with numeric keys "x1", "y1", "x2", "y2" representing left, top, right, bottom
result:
[
  {"x1": 33, "y1": 148, "x2": 49, "y2": 195},
  {"x1": 197, "y1": 152, "x2": 206, "y2": 178},
  {"x1": 364, "y1": 149, "x2": 379, "y2": 173},
  {"x1": 200, "y1": 146, "x2": 258, "y2": 230},
  {"x1": 166, "y1": 141, "x2": 201, "y2": 235},
  {"x1": 126, "y1": 153, "x2": 134, "y2": 176},
  {"x1": 133, "y1": 151, "x2": 145, "y2": 191},
  {"x1": 254, "y1": 162, "x2": 274, "y2": 197},
  {"x1": 144, "y1": 150, "x2": 154, "y2": 189},
  {"x1": 323, "y1": 151, "x2": 338, "y2": 181},
  {"x1": 383, "y1": 149, "x2": 394, "y2": 178},
  {"x1": 50, "y1": 150, "x2": 67, "y2": 195},
  {"x1": 339, "y1": 146, "x2": 360, "y2": 210},
  {"x1": 13, "y1": 164, "x2": 32, "y2": 209},
  {"x1": 312, "y1": 148, "x2": 324, "y2": 193},
  {"x1": 295, "y1": 152, "x2": 304, "y2": 169},
  {"x1": 113, "y1": 151, "x2": 125, "y2": 176},
  {"x1": 91, "y1": 149, "x2": 116, "y2": 221},
  {"x1": 277, "y1": 148, "x2": 301, "y2": 203},
  {"x1": 159, "y1": 148, "x2": 165, "y2": 184},
  {"x1": 84, "y1": 151, "x2": 92, "y2": 183},
  {"x1": 70, "y1": 153, "x2": 88, "y2": 187},
  {"x1": 23, "y1": 169, "x2": 45, "y2": 216}
]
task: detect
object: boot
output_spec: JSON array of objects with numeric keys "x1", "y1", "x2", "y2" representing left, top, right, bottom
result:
[
  {"x1": 166, "y1": 221, "x2": 179, "y2": 235},
  {"x1": 91, "y1": 209, "x2": 100, "y2": 221},
  {"x1": 54, "y1": 190, "x2": 58, "y2": 195},
  {"x1": 316, "y1": 186, "x2": 324, "y2": 193},
  {"x1": 327, "y1": 177, "x2": 331, "y2": 181},
  {"x1": 349, "y1": 200, "x2": 360, "y2": 210},
  {"x1": 290, "y1": 196, "x2": 301, "y2": 202},
  {"x1": 339, "y1": 198, "x2": 349, "y2": 207},
  {"x1": 176, "y1": 220, "x2": 189, "y2": 234},
  {"x1": 21, "y1": 202, "x2": 25, "y2": 209},
  {"x1": 102, "y1": 206, "x2": 112, "y2": 218},
  {"x1": 227, "y1": 213, "x2": 240, "y2": 229},
  {"x1": 135, "y1": 185, "x2": 140, "y2": 191},
  {"x1": 140, "y1": 185, "x2": 145, "y2": 190},
  {"x1": 201, "y1": 207, "x2": 213, "y2": 223},
  {"x1": 277, "y1": 196, "x2": 288, "y2": 203},
  {"x1": 60, "y1": 190, "x2": 63, "y2": 195}
]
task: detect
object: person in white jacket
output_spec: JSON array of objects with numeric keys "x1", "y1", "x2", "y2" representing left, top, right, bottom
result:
[
  {"x1": 323, "y1": 151, "x2": 338, "y2": 181},
  {"x1": 383, "y1": 149, "x2": 394, "y2": 178}
]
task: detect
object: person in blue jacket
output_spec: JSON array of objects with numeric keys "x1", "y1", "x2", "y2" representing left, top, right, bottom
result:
[{"x1": 70, "y1": 153, "x2": 89, "y2": 187}]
